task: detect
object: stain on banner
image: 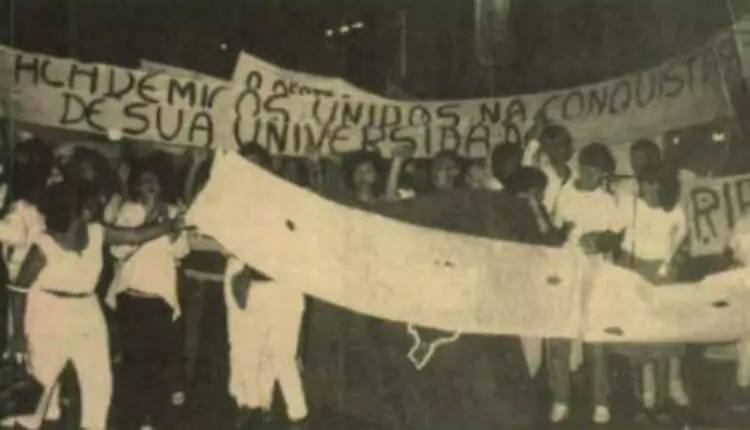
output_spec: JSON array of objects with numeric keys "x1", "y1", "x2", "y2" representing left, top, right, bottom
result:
[{"x1": 406, "y1": 324, "x2": 462, "y2": 370}]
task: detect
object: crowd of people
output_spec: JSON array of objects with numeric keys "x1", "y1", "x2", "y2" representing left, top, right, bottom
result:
[{"x1": 0, "y1": 116, "x2": 747, "y2": 430}]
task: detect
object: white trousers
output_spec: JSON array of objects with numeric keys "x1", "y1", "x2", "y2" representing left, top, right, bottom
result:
[
  {"x1": 25, "y1": 291, "x2": 112, "y2": 430},
  {"x1": 224, "y1": 260, "x2": 308, "y2": 421}
]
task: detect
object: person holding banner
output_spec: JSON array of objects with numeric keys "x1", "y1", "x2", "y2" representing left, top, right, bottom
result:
[
  {"x1": 106, "y1": 152, "x2": 190, "y2": 430},
  {"x1": 547, "y1": 142, "x2": 619, "y2": 424},
  {"x1": 225, "y1": 142, "x2": 308, "y2": 428},
  {"x1": 523, "y1": 124, "x2": 575, "y2": 216},
  {"x1": 614, "y1": 139, "x2": 662, "y2": 202},
  {"x1": 4, "y1": 179, "x2": 186, "y2": 430},
  {"x1": 610, "y1": 164, "x2": 691, "y2": 419}
]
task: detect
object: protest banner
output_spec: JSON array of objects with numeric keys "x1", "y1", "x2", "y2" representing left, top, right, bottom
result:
[
  {"x1": 188, "y1": 150, "x2": 750, "y2": 343},
  {"x1": 3, "y1": 14, "x2": 750, "y2": 161},
  {"x1": 683, "y1": 173, "x2": 750, "y2": 256},
  {"x1": 0, "y1": 45, "x2": 235, "y2": 150},
  {"x1": 139, "y1": 59, "x2": 213, "y2": 80},
  {"x1": 231, "y1": 14, "x2": 750, "y2": 160}
]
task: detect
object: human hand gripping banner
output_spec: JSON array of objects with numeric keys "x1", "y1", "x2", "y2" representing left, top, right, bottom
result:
[{"x1": 187, "y1": 151, "x2": 750, "y2": 346}]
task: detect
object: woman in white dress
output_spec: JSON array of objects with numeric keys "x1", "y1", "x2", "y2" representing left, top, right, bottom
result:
[{"x1": 5, "y1": 180, "x2": 184, "y2": 430}]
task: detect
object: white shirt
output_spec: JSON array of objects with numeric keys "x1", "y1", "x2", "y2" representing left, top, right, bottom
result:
[
  {"x1": 109, "y1": 202, "x2": 188, "y2": 317},
  {"x1": 553, "y1": 183, "x2": 620, "y2": 246},
  {"x1": 31, "y1": 224, "x2": 104, "y2": 295},
  {"x1": 0, "y1": 200, "x2": 46, "y2": 281},
  {"x1": 521, "y1": 139, "x2": 576, "y2": 215},
  {"x1": 618, "y1": 194, "x2": 686, "y2": 261}
]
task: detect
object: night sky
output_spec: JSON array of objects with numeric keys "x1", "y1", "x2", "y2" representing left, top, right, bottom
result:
[{"x1": 0, "y1": 0, "x2": 745, "y2": 97}]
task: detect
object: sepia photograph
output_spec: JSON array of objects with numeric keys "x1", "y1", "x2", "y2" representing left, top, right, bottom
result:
[{"x1": 2, "y1": 0, "x2": 750, "y2": 429}]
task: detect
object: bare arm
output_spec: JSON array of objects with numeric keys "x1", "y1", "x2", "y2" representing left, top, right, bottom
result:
[
  {"x1": 384, "y1": 144, "x2": 415, "y2": 201},
  {"x1": 8, "y1": 244, "x2": 47, "y2": 355},
  {"x1": 183, "y1": 150, "x2": 210, "y2": 205},
  {"x1": 384, "y1": 157, "x2": 405, "y2": 201},
  {"x1": 662, "y1": 217, "x2": 689, "y2": 269},
  {"x1": 104, "y1": 218, "x2": 182, "y2": 246}
]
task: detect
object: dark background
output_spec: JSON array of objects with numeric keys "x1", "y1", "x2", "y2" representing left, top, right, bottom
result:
[{"x1": 2, "y1": 0, "x2": 749, "y2": 98}]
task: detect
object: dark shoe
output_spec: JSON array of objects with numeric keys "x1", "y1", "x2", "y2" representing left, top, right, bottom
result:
[
  {"x1": 259, "y1": 410, "x2": 273, "y2": 424},
  {"x1": 286, "y1": 418, "x2": 309, "y2": 430},
  {"x1": 234, "y1": 407, "x2": 253, "y2": 430}
]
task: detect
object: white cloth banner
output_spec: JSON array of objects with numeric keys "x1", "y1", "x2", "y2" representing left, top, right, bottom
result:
[
  {"x1": 230, "y1": 15, "x2": 750, "y2": 158},
  {"x1": 187, "y1": 151, "x2": 750, "y2": 344}
]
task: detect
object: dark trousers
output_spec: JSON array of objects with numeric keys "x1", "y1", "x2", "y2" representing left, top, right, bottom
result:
[
  {"x1": 179, "y1": 276, "x2": 217, "y2": 387},
  {"x1": 116, "y1": 294, "x2": 185, "y2": 430}
]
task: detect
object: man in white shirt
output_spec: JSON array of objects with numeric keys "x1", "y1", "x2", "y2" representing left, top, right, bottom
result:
[{"x1": 614, "y1": 138, "x2": 661, "y2": 202}]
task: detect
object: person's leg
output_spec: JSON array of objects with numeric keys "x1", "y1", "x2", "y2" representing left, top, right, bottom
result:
[
  {"x1": 545, "y1": 338, "x2": 572, "y2": 422},
  {"x1": 269, "y1": 288, "x2": 308, "y2": 422},
  {"x1": 71, "y1": 305, "x2": 113, "y2": 430},
  {"x1": 133, "y1": 298, "x2": 184, "y2": 430},
  {"x1": 589, "y1": 343, "x2": 611, "y2": 423},
  {"x1": 643, "y1": 361, "x2": 657, "y2": 409},
  {"x1": 9, "y1": 296, "x2": 69, "y2": 429},
  {"x1": 668, "y1": 356, "x2": 690, "y2": 406},
  {"x1": 180, "y1": 276, "x2": 206, "y2": 387},
  {"x1": 242, "y1": 296, "x2": 274, "y2": 414},
  {"x1": 117, "y1": 295, "x2": 154, "y2": 430}
]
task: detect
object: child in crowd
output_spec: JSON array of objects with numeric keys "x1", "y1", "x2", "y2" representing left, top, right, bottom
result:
[{"x1": 547, "y1": 142, "x2": 619, "y2": 424}]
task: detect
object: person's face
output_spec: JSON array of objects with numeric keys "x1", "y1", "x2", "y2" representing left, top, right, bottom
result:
[
  {"x1": 577, "y1": 164, "x2": 605, "y2": 191},
  {"x1": 353, "y1": 161, "x2": 377, "y2": 191},
  {"x1": 640, "y1": 180, "x2": 661, "y2": 208},
  {"x1": 79, "y1": 160, "x2": 96, "y2": 182},
  {"x1": 541, "y1": 136, "x2": 573, "y2": 166},
  {"x1": 466, "y1": 163, "x2": 486, "y2": 189},
  {"x1": 520, "y1": 186, "x2": 545, "y2": 204},
  {"x1": 431, "y1": 156, "x2": 460, "y2": 191},
  {"x1": 499, "y1": 154, "x2": 521, "y2": 179},
  {"x1": 137, "y1": 171, "x2": 161, "y2": 202},
  {"x1": 630, "y1": 149, "x2": 659, "y2": 176}
]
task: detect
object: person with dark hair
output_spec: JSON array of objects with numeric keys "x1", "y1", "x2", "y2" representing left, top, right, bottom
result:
[
  {"x1": 503, "y1": 166, "x2": 548, "y2": 201},
  {"x1": 546, "y1": 142, "x2": 620, "y2": 425},
  {"x1": 464, "y1": 158, "x2": 499, "y2": 190},
  {"x1": 610, "y1": 164, "x2": 690, "y2": 419},
  {"x1": 630, "y1": 139, "x2": 662, "y2": 176},
  {"x1": 225, "y1": 142, "x2": 308, "y2": 428},
  {"x1": 340, "y1": 150, "x2": 387, "y2": 204},
  {"x1": 491, "y1": 144, "x2": 523, "y2": 188},
  {"x1": 239, "y1": 142, "x2": 273, "y2": 169},
  {"x1": 427, "y1": 150, "x2": 465, "y2": 193},
  {"x1": 616, "y1": 138, "x2": 663, "y2": 200},
  {"x1": 3, "y1": 180, "x2": 184, "y2": 430},
  {"x1": 106, "y1": 150, "x2": 190, "y2": 430},
  {"x1": 522, "y1": 124, "x2": 575, "y2": 215},
  {"x1": 502, "y1": 166, "x2": 562, "y2": 240}
]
